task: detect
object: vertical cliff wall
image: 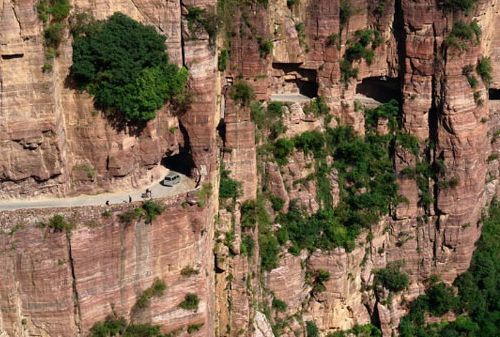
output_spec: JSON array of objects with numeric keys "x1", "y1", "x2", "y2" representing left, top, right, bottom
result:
[
  {"x1": 1, "y1": 0, "x2": 500, "y2": 336},
  {"x1": 0, "y1": 194, "x2": 216, "y2": 336},
  {"x1": 0, "y1": 0, "x2": 217, "y2": 199},
  {"x1": 216, "y1": 0, "x2": 499, "y2": 336}
]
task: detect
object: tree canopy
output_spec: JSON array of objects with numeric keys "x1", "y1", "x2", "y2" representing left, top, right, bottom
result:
[{"x1": 71, "y1": 12, "x2": 188, "y2": 122}]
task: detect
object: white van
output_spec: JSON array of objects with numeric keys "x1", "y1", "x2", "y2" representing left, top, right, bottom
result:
[{"x1": 162, "y1": 172, "x2": 181, "y2": 187}]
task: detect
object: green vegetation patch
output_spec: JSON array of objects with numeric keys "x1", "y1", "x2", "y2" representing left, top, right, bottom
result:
[
  {"x1": 37, "y1": 0, "x2": 71, "y2": 71},
  {"x1": 339, "y1": 0, "x2": 354, "y2": 28},
  {"x1": 179, "y1": 293, "x2": 200, "y2": 311},
  {"x1": 229, "y1": 80, "x2": 255, "y2": 106},
  {"x1": 270, "y1": 101, "x2": 401, "y2": 253},
  {"x1": 180, "y1": 265, "x2": 199, "y2": 277},
  {"x1": 90, "y1": 316, "x2": 166, "y2": 337},
  {"x1": 373, "y1": 261, "x2": 410, "y2": 292},
  {"x1": 37, "y1": 0, "x2": 71, "y2": 23},
  {"x1": 133, "y1": 279, "x2": 166, "y2": 310},
  {"x1": 258, "y1": 38, "x2": 273, "y2": 58},
  {"x1": 441, "y1": 0, "x2": 476, "y2": 13},
  {"x1": 219, "y1": 165, "x2": 242, "y2": 200},
  {"x1": 327, "y1": 324, "x2": 382, "y2": 337},
  {"x1": 341, "y1": 29, "x2": 383, "y2": 84},
  {"x1": 142, "y1": 200, "x2": 164, "y2": 224},
  {"x1": 272, "y1": 298, "x2": 287, "y2": 312},
  {"x1": 306, "y1": 321, "x2": 320, "y2": 337},
  {"x1": 187, "y1": 323, "x2": 204, "y2": 334},
  {"x1": 71, "y1": 13, "x2": 188, "y2": 122},
  {"x1": 445, "y1": 20, "x2": 481, "y2": 52},
  {"x1": 218, "y1": 49, "x2": 229, "y2": 71},
  {"x1": 186, "y1": 6, "x2": 218, "y2": 45},
  {"x1": 303, "y1": 96, "x2": 330, "y2": 117},
  {"x1": 399, "y1": 200, "x2": 500, "y2": 337},
  {"x1": 197, "y1": 182, "x2": 213, "y2": 207},
  {"x1": 241, "y1": 234, "x2": 255, "y2": 257},
  {"x1": 46, "y1": 214, "x2": 73, "y2": 232},
  {"x1": 476, "y1": 56, "x2": 492, "y2": 87}
]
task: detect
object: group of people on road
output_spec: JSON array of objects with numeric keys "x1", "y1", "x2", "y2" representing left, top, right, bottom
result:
[{"x1": 104, "y1": 188, "x2": 152, "y2": 206}]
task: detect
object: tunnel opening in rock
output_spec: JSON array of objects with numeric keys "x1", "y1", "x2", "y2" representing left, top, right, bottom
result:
[
  {"x1": 489, "y1": 88, "x2": 500, "y2": 100},
  {"x1": 161, "y1": 123, "x2": 195, "y2": 177},
  {"x1": 271, "y1": 63, "x2": 318, "y2": 98},
  {"x1": 355, "y1": 76, "x2": 401, "y2": 104},
  {"x1": 1, "y1": 53, "x2": 24, "y2": 60}
]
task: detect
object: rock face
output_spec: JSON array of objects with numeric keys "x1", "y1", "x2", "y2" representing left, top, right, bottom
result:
[
  {"x1": 0, "y1": 195, "x2": 215, "y2": 336},
  {"x1": 1, "y1": 0, "x2": 500, "y2": 336},
  {"x1": 0, "y1": 0, "x2": 216, "y2": 199},
  {"x1": 216, "y1": 0, "x2": 500, "y2": 336}
]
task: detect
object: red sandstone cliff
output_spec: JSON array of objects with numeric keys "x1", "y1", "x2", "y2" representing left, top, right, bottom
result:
[
  {"x1": 216, "y1": 0, "x2": 500, "y2": 336},
  {"x1": 1, "y1": 0, "x2": 500, "y2": 336},
  {"x1": 0, "y1": 0, "x2": 217, "y2": 199}
]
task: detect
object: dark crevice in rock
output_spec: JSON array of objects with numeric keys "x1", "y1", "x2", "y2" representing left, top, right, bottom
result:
[
  {"x1": 180, "y1": 0, "x2": 187, "y2": 67},
  {"x1": 431, "y1": 21, "x2": 447, "y2": 217},
  {"x1": 67, "y1": 234, "x2": 82, "y2": 334},
  {"x1": 393, "y1": 0, "x2": 406, "y2": 108}
]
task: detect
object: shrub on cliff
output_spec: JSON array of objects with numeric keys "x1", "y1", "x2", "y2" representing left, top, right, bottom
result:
[
  {"x1": 133, "y1": 279, "x2": 166, "y2": 310},
  {"x1": 272, "y1": 298, "x2": 287, "y2": 312},
  {"x1": 327, "y1": 324, "x2": 382, "y2": 337},
  {"x1": 71, "y1": 12, "x2": 188, "y2": 122},
  {"x1": 47, "y1": 214, "x2": 73, "y2": 232},
  {"x1": 186, "y1": 6, "x2": 218, "y2": 45},
  {"x1": 441, "y1": 0, "x2": 476, "y2": 12},
  {"x1": 445, "y1": 20, "x2": 481, "y2": 51},
  {"x1": 476, "y1": 56, "x2": 492, "y2": 87},
  {"x1": 219, "y1": 166, "x2": 241, "y2": 200},
  {"x1": 306, "y1": 321, "x2": 319, "y2": 337},
  {"x1": 37, "y1": 0, "x2": 71, "y2": 23},
  {"x1": 179, "y1": 293, "x2": 200, "y2": 311},
  {"x1": 229, "y1": 80, "x2": 255, "y2": 106},
  {"x1": 142, "y1": 200, "x2": 164, "y2": 224},
  {"x1": 373, "y1": 261, "x2": 409, "y2": 292}
]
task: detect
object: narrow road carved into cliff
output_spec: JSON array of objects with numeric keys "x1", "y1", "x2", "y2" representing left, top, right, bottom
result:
[
  {"x1": 0, "y1": 170, "x2": 195, "y2": 211},
  {"x1": 270, "y1": 93, "x2": 312, "y2": 103}
]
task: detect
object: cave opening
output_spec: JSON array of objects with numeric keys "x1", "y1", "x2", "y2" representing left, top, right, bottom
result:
[
  {"x1": 271, "y1": 63, "x2": 318, "y2": 98},
  {"x1": 355, "y1": 76, "x2": 401, "y2": 104},
  {"x1": 161, "y1": 123, "x2": 196, "y2": 177},
  {"x1": 489, "y1": 88, "x2": 500, "y2": 100}
]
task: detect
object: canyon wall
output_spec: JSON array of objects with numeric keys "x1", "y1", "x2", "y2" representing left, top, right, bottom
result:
[
  {"x1": 216, "y1": 0, "x2": 500, "y2": 336},
  {"x1": 0, "y1": 0, "x2": 217, "y2": 199},
  {"x1": 0, "y1": 193, "x2": 216, "y2": 337},
  {"x1": 1, "y1": 0, "x2": 500, "y2": 336}
]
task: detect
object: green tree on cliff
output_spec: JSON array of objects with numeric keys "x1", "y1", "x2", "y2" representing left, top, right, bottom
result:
[{"x1": 71, "y1": 12, "x2": 188, "y2": 122}]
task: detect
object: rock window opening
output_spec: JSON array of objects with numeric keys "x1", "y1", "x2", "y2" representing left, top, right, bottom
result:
[
  {"x1": 161, "y1": 124, "x2": 196, "y2": 177},
  {"x1": 489, "y1": 88, "x2": 500, "y2": 100},
  {"x1": 271, "y1": 63, "x2": 318, "y2": 99},
  {"x1": 355, "y1": 76, "x2": 400, "y2": 106},
  {"x1": 1, "y1": 53, "x2": 24, "y2": 60},
  {"x1": 161, "y1": 150, "x2": 196, "y2": 177}
]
